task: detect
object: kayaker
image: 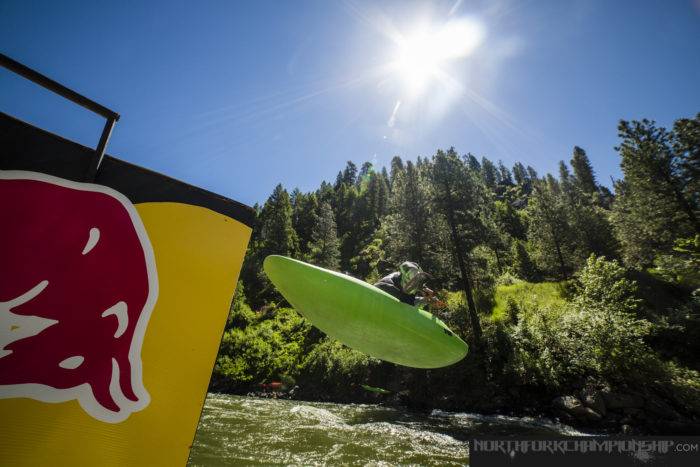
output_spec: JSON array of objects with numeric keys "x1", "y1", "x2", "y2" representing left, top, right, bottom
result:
[{"x1": 373, "y1": 261, "x2": 436, "y2": 307}]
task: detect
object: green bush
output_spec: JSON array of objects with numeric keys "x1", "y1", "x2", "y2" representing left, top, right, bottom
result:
[
  {"x1": 661, "y1": 361, "x2": 700, "y2": 415},
  {"x1": 441, "y1": 290, "x2": 471, "y2": 332},
  {"x1": 510, "y1": 256, "x2": 655, "y2": 388},
  {"x1": 226, "y1": 281, "x2": 256, "y2": 329},
  {"x1": 480, "y1": 319, "x2": 519, "y2": 384},
  {"x1": 214, "y1": 307, "x2": 312, "y2": 390},
  {"x1": 574, "y1": 255, "x2": 640, "y2": 314},
  {"x1": 652, "y1": 235, "x2": 700, "y2": 289},
  {"x1": 297, "y1": 338, "x2": 380, "y2": 397},
  {"x1": 511, "y1": 303, "x2": 654, "y2": 388},
  {"x1": 495, "y1": 271, "x2": 521, "y2": 287}
]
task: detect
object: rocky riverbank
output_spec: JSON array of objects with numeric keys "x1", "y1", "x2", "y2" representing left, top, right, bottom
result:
[
  {"x1": 228, "y1": 382, "x2": 700, "y2": 435},
  {"x1": 550, "y1": 388, "x2": 700, "y2": 435}
]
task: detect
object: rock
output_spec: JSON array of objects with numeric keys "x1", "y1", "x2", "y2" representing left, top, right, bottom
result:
[
  {"x1": 553, "y1": 395, "x2": 580, "y2": 410},
  {"x1": 644, "y1": 398, "x2": 680, "y2": 421},
  {"x1": 552, "y1": 396, "x2": 603, "y2": 422},
  {"x1": 579, "y1": 407, "x2": 604, "y2": 422},
  {"x1": 602, "y1": 392, "x2": 644, "y2": 409},
  {"x1": 552, "y1": 395, "x2": 581, "y2": 412},
  {"x1": 581, "y1": 389, "x2": 607, "y2": 417}
]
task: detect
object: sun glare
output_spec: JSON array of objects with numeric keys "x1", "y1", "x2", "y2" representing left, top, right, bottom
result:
[{"x1": 393, "y1": 18, "x2": 484, "y2": 96}]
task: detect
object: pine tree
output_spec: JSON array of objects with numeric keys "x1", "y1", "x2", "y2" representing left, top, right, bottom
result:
[
  {"x1": 526, "y1": 180, "x2": 574, "y2": 279},
  {"x1": 309, "y1": 202, "x2": 341, "y2": 269},
  {"x1": 238, "y1": 206, "x2": 262, "y2": 307},
  {"x1": 512, "y1": 162, "x2": 527, "y2": 186},
  {"x1": 498, "y1": 160, "x2": 514, "y2": 186},
  {"x1": 467, "y1": 153, "x2": 481, "y2": 172},
  {"x1": 621, "y1": 119, "x2": 698, "y2": 232},
  {"x1": 570, "y1": 146, "x2": 598, "y2": 194},
  {"x1": 511, "y1": 240, "x2": 537, "y2": 281},
  {"x1": 558, "y1": 161, "x2": 571, "y2": 184},
  {"x1": 259, "y1": 184, "x2": 299, "y2": 258},
  {"x1": 381, "y1": 167, "x2": 390, "y2": 191},
  {"x1": 611, "y1": 118, "x2": 699, "y2": 266},
  {"x1": 564, "y1": 187, "x2": 619, "y2": 265},
  {"x1": 334, "y1": 171, "x2": 343, "y2": 190},
  {"x1": 317, "y1": 181, "x2": 334, "y2": 206},
  {"x1": 672, "y1": 113, "x2": 700, "y2": 218},
  {"x1": 494, "y1": 199, "x2": 526, "y2": 240},
  {"x1": 357, "y1": 161, "x2": 373, "y2": 187},
  {"x1": 481, "y1": 157, "x2": 499, "y2": 190},
  {"x1": 390, "y1": 156, "x2": 405, "y2": 187},
  {"x1": 365, "y1": 170, "x2": 389, "y2": 223},
  {"x1": 334, "y1": 182, "x2": 359, "y2": 269},
  {"x1": 384, "y1": 160, "x2": 435, "y2": 270},
  {"x1": 431, "y1": 149, "x2": 486, "y2": 343},
  {"x1": 348, "y1": 170, "x2": 389, "y2": 274},
  {"x1": 291, "y1": 189, "x2": 318, "y2": 257},
  {"x1": 526, "y1": 166, "x2": 539, "y2": 180},
  {"x1": 252, "y1": 184, "x2": 300, "y2": 304},
  {"x1": 483, "y1": 209, "x2": 509, "y2": 273},
  {"x1": 545, "y1": 173, "x2": 560, "y2": 194},
  {"x1": 350, "y1": 236, "x2": 386, "y2": 283},
  {"x1": 548, "y1": 158, "x2": 616, "y2": 264},
  {"x1": 558, "y1": 161, "x2": 574, "y2": 201}
]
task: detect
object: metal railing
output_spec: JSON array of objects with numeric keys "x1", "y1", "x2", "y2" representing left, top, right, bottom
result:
[{"x1": 0, "y1": 52, "x2": 120, "y2": 181}]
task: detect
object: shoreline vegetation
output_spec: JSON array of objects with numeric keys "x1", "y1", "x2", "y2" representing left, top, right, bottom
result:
[{"x1": 210, "y1": 114, "x2": 700, "y2": 435}]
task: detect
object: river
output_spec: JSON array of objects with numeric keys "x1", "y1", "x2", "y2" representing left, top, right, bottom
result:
[{"x1": 188, "y1": 394, "x2": 589, "y2": 466}]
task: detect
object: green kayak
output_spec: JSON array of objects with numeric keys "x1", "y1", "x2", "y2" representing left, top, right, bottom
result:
[
  {"x1": 361, "y1": 384, "x2": 392, "y2": 395},
  {"x1": 263, "y1": 255, "x2": 468, "y2": 368}
]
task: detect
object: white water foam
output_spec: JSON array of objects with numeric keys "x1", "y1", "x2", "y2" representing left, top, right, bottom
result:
[{"x1": 430, "y1": 409, "x2": 595, "y2": 436}]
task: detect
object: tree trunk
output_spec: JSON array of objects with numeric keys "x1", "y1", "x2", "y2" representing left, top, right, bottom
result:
[
  {"x1": 541, "y1": 189, "x2": 568, "y2": 280},
  {"x1": 443, "y1": 197, "x2": 482, "y2": 344},
  {"x1": 493, "y1": 247, "x2": 502, "y2": 273},
  {"x1": 552, "y1": 231, "x2": 568, "y2": 280}
]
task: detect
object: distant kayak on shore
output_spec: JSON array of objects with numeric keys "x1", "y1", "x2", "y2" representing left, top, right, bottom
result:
[{"x1": 361, "y1": 384, "x2": 392, "y2": 395}]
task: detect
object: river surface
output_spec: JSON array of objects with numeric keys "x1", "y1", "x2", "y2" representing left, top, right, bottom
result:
[{"x1": 189, "y1": 394, "x2": 588, "y2": 466}]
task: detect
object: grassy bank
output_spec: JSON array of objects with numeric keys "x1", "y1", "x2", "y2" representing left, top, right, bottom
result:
[{"x1": 491, "y1": 280, "x2": 568, "y2": 322}]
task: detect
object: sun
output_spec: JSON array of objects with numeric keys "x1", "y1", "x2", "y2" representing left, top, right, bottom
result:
[
  {"x1": 392, "y1": 18, "x2": 485, "y2": 96},
  {"x1": 395, "y1": 31, "x2": 440, "y2": 94}
]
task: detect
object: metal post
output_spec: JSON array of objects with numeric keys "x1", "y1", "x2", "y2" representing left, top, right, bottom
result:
[
  {"x1": 84, "y1": 117, "x2": 117, "y2": 181},
  {"x1": 0, "y1": 52, "x2": 120, "y2": 181}
]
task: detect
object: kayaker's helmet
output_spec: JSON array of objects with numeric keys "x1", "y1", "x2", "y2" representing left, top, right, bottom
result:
[{"x1": 399, "y1": 261, "x2": 430, "y2": 295}]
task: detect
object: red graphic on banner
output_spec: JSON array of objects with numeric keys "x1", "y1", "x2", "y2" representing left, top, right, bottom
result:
[{"x1": 0, "y1": 171, "x2": 158, "y2": 423}]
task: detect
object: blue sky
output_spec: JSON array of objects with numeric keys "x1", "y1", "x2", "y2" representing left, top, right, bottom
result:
[{"x1": 2, "y1": 0, "x2": 699, "y2": 206}]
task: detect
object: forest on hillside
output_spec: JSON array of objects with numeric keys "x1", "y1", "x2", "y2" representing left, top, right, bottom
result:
[{"x1": 212, "y1": 114, "x2": 700, "y2": 434}]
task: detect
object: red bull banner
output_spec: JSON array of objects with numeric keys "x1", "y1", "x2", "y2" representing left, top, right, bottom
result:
[{"x1": 0, "y1": 113, "x2": 254, "y2": 465}]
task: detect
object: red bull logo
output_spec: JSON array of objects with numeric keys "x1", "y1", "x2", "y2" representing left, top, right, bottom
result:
[{"x1": 0, "y1": 171, "x2": 158, "y2": 423}]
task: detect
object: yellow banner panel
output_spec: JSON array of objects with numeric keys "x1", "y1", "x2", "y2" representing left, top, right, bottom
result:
[{"x1": 0, "y1": 200, "x2": 251, "y2": 466}]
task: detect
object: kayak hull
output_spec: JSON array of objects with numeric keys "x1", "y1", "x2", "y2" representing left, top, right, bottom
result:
[{"x1": 263, "y1": 255, "x2": 468, "y2": 368}]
